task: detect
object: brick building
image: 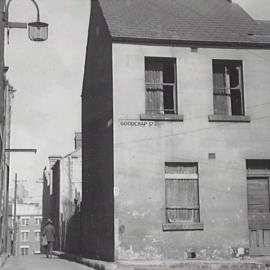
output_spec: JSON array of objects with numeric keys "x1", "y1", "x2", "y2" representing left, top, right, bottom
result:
[{"x1": 13, "y1": 204, "x2": 42, "y2": 256}]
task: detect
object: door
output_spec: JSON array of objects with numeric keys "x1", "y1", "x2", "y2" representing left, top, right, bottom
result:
[{"x1": 247, "y1": 176, "x2": 270, "y2": 255}]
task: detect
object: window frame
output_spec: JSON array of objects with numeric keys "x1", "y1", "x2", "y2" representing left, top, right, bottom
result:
[
  {"x1": 21, "y1": 230, "x2": 30, "y2": 242},
  {"x1": 34, "y1": 230, "x2": 41, "y2": 241},
  {"x1": 35, "y1": 217, "x2": 42, "y2": 226},
  {"x1": 20, "y1": 246, "x2": 29, "y2": 256},
  {"x1": 209, "y1": 59, "x2": 250, "y2": 123},
  {"x1": 162, "y1": 162, "x2": 204, "y2": 231},
  {"x1": 140, "y1": 57, "x2": 183, "y2": 122},
  {"x1": 21, "y1": 217, "x2": 30, "y2": 226}
]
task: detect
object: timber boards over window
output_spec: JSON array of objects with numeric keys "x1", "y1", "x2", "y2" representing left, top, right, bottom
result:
[
  {"x1": 145, "y1": 57, "x2": 177, "y2": 115},
  {"x1": 213, "y1": 60, "x2": 244, "y2": 116},
  {"x1": 209, "y1": 60, "x2": 250, "y2": 122},
  {"x1": 246, "y1": 160, "x2": 270, "y2": 256},
  {"x1": 163, "y1": 162, "x2": 203, "y2": 231}
]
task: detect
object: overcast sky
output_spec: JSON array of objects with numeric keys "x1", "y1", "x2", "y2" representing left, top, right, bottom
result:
[
  {"x1": 234, "y1": 0, "x2": 270, "y2": 20},
  {"x1": 5, "y1": 0, "x2": 270, "y2": 201},
  {"x1": 5, "y1": 0, "x2": 90, "y2": 199}
]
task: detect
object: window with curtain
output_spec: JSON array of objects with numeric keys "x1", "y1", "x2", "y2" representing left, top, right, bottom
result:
[
  {"x1": 212, "y1": 60, "x2": 244, "y2": 116},
  {"x1": 145, "y1": 57, "x2": 177, "y2": 115},
  {"x1": 165, "y1": 162, "x2": 200, "y2": 223}
]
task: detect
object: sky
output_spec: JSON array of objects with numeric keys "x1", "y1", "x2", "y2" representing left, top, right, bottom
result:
[
  {"x1": 4, "y1": 0, "x2": 270, "y2": 202},
  {"x1": 234, "y1": 0, "x2": 270, "y2": 20},
  {"x1": 5, "y1": 0, "x2": 90, "y2": 200}
]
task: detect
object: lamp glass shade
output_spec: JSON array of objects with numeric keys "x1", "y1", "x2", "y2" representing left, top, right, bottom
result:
[{"x1": 28, "y1": 21, "x2": 48, "y2": 41}]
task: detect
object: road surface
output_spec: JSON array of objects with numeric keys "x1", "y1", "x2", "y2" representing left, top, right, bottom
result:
[{"x1": 2, "y1": 255, "x2": 92, "y2": 270}]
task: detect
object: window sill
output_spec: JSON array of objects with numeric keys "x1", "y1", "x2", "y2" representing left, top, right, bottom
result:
[
  {"x1": 140, "y1": 114, "x2": 184, "y2": 122},
  {"x1": 162, "y1": 222, "x2": 204, "y2": 231},
  {"x1": 208, "y1": 115, "x2": 251, "y2": 123}
]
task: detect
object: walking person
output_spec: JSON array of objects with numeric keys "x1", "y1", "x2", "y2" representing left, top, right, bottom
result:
[{"x1": 42, "y1": 218, "x2": 55, "y2": 258}]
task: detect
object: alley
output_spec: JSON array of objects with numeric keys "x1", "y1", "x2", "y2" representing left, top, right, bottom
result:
[{"x1": 2, "y1": 255, "x2": 92, "y2": 270}]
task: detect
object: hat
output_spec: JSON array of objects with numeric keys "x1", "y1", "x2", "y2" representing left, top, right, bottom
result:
[{"x1": 47, "y1": 218, "x2": 52, "y2": 224}]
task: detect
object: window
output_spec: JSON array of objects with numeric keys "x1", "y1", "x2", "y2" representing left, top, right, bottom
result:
[
  {"x1": 145, "y1": 57, "x2": 177, "y2": 115},
  {"x1": 212, "y1": 60, "x2": 244, "y2": 116},
  {"x1": 246, "y1": 160, "x2": 270, "y2": 254},
  {"x1": 35, "y1": 217, "x2": 42, "y2": 226},
  {"x1": 35, "y1": 230, "x2": 40, "y2": 241},
  {"x1": 20, "y1": 246, "x2": 29, "y2": 256},
  {"x1": 21, "y1": 231, "x2": 29, "y2": 242},
  {"x1": 21, "y1": 217, "x2": 29, "y2": 226},
  {"x1": 163, "y1": 162, "x2": 203, "y2": 231}
]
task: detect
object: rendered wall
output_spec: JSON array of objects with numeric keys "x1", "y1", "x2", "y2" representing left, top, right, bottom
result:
[
  {"x1": 81, "y1": 0, "x2": 114, "y2": 261},
  {"x1": 112, "y1": 43, "x2": 270, "y2": 260}
]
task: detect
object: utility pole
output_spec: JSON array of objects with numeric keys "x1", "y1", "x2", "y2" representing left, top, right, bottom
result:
[
  {"x1": 9, "y1": 148, "x2": 37, "y2": 256},
  {"x1": 12, "y1": 173, "x2": 17, "y2": 256}
]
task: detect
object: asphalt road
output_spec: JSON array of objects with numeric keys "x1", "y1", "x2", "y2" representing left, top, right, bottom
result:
[{"x1": 2, "y1": 255, "x2": 92, "y2": 270}]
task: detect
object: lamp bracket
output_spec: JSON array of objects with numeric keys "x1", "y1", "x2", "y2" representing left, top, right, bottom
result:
[{"x1": 5, "y1": 0, "x2": 41, "y2": 23}]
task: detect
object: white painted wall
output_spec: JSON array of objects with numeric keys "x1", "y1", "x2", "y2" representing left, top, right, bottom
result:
[{"x1": 112, "y1": 43, "x2": 270, "y2": 260}]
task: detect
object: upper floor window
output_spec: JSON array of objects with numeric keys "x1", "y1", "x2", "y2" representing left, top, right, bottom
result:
[
  {"x1": 212, "y1": 60, "x2": 244, "y2": 116},
  {"x1": 35, "y1": 217, "x2": 42, "y2": 226},
  {"x1": 35, "y1": 230, "x2": 41, "y2": 241},
  {"x1": 21, "y1": 231, "x2": 29, "y2": 242},
  {"x1": 21, "y1": 217, "x2": 29, "y2": 226},
  {"x1": 145, "y1": 57, "x2": 177, "y2": 115}
]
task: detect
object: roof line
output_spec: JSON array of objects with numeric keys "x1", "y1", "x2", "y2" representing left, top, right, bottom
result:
[{"x1": 112, "y1": 37, "x2": 270, "y2": 49}]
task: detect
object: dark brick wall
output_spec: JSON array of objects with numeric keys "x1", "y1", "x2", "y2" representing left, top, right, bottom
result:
[{"x1": 81, "y1": 0, "x2": 114, "y2": 262}]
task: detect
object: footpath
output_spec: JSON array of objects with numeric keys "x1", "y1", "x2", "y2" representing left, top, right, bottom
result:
[
  {"x1": 0, "y1": 254, "x2": 9, "y2": 268},
  {"x1": 53, "y1": 251, "x2": 270, "y2": 270}
]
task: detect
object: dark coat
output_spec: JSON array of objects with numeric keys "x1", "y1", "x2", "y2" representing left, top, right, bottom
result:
[{"x1": 43, "y1": 223, "x2": 55, "y2": 242}]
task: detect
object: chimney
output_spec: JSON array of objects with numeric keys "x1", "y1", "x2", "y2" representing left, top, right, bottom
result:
[{"x1": 74, "y1": 132, "x2": 82, "y2": 150}]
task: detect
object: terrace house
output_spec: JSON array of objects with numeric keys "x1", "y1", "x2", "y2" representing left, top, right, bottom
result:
[{"x1": 82, "y1": 0, "x2": 270, "y2": 262}]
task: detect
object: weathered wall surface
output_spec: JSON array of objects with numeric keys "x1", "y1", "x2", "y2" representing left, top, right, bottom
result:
[
  {"x1": 81, "y1": 0, "x2": 114, "y2": 261},
  {"x1": 113, "y1": 43, "x2": 270, "y2": 260},
  {"x1": 59, "y1": 149, "x2": 82, "y2": 254}
]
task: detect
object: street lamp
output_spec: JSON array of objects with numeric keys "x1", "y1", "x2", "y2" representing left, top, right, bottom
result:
[{"x1": 5, "y1": 0, "x2": 48, "y2": 41}]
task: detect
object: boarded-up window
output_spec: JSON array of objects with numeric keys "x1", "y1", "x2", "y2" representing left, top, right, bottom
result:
[
  {"x1": 247, "y1": 159, "x2": 270, "y2": 215},
  {"x1": 247, "y1": 177, "x2": 270, "y2": 214},
  {"x1": 145, "y1": 58, "x2": 177, "y2": 114},
  {"x1": 212, "y1": 60, "x2": 244, "y2": 116},
  {"x1": 165, "y1": 162, "x2": 200, "y2": 223},
  {"x1": 246, "y1": 160, "x2": 270, "y2": 255}
]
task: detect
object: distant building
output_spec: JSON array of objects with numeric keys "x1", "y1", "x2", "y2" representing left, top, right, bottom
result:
[
  {"x1": 42, "y1": 132, "x2": 82, "y2": 254},
  {"x1": 81, "y1": 0, "x2": 270, "y2": 262},
  {"x1": 13, "y1": 204, "x2": 42, "y2": 256},
  {"x1": 9, "y1": 183, "x2": 29, "y2": 204},
  {"x1": 0, "y1": 68, "x2": 15, "y2": 254}
]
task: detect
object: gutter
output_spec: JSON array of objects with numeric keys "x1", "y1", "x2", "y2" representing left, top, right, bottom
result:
[{"x1": 112, "y1": 36, "x2": 270, "y2": 50}]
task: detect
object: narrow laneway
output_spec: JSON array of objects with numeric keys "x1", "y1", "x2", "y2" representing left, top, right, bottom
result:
[{"x1": 2, "y1": 255, "x2": 92, "y2": 270}]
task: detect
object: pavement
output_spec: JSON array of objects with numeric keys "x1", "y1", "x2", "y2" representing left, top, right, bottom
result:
[
  {"x1": 3, "y1": 252, "x2": 270, "y2": 270},
  {"x1": 0, "y1": 254, "x2": 9, "y2": 268},
  {"x1": 1, "y1": 254, "x2": 94, "y2": 270},
  {"x1": 53, "y1": 251, "x2": 270, "y2": 270}
]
